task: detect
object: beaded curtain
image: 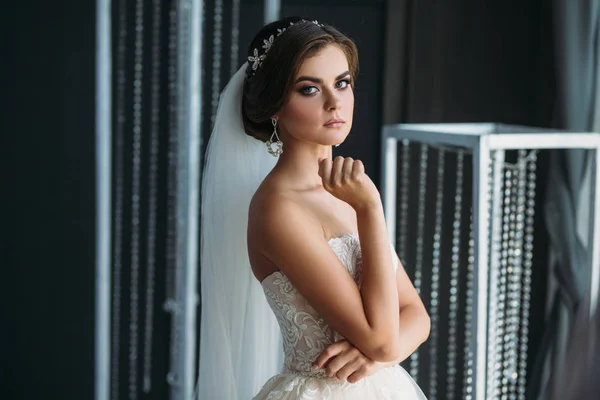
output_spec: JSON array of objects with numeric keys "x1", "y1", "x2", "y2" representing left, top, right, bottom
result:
[
  {"x1": 108, "y1": 0, "x2": 249, "y2": 398},
  {"x1": 395, "y1": 142, "x2": 539, "y2": 400}
]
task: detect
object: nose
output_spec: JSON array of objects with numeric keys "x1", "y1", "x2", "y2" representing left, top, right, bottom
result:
[{"x1": 324, "y1": 91, "x2": 342, "y2": 111}]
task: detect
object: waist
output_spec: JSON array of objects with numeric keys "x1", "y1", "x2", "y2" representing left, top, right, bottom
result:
[{"x1": 280, "y1": 364, "x2": 401, "y2": 380}]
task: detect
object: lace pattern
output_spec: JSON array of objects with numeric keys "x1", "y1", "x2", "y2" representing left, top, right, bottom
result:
[
  {"x1": 260, "y1": 232, "x2": 397, "y2": 375},
  {"x1": 256, "y1": 233, "x2": 426, "y2": 399}
]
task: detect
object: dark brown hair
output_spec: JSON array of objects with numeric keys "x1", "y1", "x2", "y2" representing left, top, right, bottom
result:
[{"x1": 242, "y1": 17, "x2": 359, "y2": 142}]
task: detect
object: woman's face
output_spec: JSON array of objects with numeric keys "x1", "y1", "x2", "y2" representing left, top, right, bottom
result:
[{"x1": 276, "y1": 44, "x2": 354, "y2": 147}]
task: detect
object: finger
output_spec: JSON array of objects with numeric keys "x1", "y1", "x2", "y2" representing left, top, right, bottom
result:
[
  {"x1": 324, "y1": 348, "x2": 360, "y2": 378},
  {"x1": 317, "y1": 158, "x2": 326, "y2": 178},
  {"x1": 319, "y1": 158, "x2": 332, "y2": 185},
  {"x1": 351, "y1": 159, "x2": 365, "y2": 178},
  {"x1": 347, "y1": 366, "x2": 369, "y2": 384},
  {"x1": 313, "y1": 340, "x2": 351, "y2": 369},
  {"x1": 313, "y1": 341, "x2": 347, "y2": 369},
  {"x1": 336, "y1": 359, "x2": 365, "y2": 381},
  {"x1": 324, "y1": 352, "x2": 354, "y2": 378},
  {"x1": 342, "y1": 157, "x2": 354, "y2": 184},
  {"x1": 331, "y1": 156, "x2": 345, "y2": 187}
]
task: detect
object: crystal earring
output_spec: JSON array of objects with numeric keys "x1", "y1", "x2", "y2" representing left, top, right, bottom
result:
[{"x1": 266, "y1": 118, "x2": 283, "y2": 157}]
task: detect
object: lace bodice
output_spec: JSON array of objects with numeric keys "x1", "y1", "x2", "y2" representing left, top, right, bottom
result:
[{"x1": 260, "y1": 232, "x2": 398, "y2": 377}]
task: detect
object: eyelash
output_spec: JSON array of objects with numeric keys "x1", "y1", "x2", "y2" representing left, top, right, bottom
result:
[{"x1": 299, "y1": 79, "x2": 352, "y2": 96}]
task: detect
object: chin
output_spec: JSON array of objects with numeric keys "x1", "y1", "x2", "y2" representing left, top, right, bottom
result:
[{"x1": 320, "y1": 128, "x2": 351, "y2": 146}]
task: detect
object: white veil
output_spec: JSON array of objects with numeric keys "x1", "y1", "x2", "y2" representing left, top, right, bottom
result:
[{"x1": 196, "y1": 63, "x2": 283, "y2": 399}]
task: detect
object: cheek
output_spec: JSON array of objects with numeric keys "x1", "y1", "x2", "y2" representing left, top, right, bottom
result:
[
  {"x1": 343, "y1": 89, "x2": 355, "y2": 116},
  {"x1": 281, "y1": 98, "x2": 321, "y2": 127}
]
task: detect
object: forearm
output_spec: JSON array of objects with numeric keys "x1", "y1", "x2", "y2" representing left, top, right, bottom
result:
[
  {"x1": 381, "y1": 304, "x2": 431, "y2": 367},
  {"x1": 355, "y1": 202, "x2": 400, "y2": 342}
]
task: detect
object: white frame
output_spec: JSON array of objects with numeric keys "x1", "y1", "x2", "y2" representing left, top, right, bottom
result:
[
  {"x1": 381, "y1": 123, "x2": 600, "y2": 400},
  {"x1": 95, "y1": 0, "x2": 112, "y2": 399}
]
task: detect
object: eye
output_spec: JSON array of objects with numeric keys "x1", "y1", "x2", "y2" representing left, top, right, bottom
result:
[
  {"x1": 336, "y1": 79, "x2": 352, "y2": 89},
  {"x1": 299, "y1": 86, "x2": 319, "y2": 96}
]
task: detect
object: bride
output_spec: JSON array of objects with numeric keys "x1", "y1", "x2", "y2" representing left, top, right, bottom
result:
[{"x1": 198, "y1": 17, "x2": 430, "y2": 399}]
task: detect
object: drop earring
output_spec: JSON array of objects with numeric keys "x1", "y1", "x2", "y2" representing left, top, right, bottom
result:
[{"x1": 266, "y1": 118, "x2": 283, "y2": 157}]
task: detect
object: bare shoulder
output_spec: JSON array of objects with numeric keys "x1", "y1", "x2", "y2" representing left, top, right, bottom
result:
[{"x1": 248, "y1": 183, "x2": 321, "y2": 252}]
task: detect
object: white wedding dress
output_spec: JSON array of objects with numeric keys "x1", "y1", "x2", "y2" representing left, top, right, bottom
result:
[{"x1": 254, "y1": 232, "x2": 427, "y2": 399}]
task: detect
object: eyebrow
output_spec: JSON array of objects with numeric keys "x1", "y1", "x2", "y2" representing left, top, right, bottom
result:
[{"x1": 294, "y1": 70, "x2": 351, "y2": 84}]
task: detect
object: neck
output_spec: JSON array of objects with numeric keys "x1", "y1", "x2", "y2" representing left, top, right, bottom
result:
[{"x1": 272, "y1": 140, "x2": 332, "y2": 190}]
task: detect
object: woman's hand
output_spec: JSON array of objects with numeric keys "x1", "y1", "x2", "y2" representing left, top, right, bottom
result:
[
  {"x1": 318, "y1": 157, "x2": 381, "y2": 212},
  {"x1": 312, "y1": 339, "x2": 387, "y2": 383}
]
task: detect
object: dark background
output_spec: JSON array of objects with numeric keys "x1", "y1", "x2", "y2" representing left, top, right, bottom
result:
[
  {"x1": 2, "y1": 1, "x2": 97, "y2": 399},
  {"x1": 2, "y1": 0, "x2": 555, "y2": 399}
]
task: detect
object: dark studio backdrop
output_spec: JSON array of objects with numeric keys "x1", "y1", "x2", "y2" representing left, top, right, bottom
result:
[{"x1": 2, "y1": 0, "x2": 559, "y2": 399}]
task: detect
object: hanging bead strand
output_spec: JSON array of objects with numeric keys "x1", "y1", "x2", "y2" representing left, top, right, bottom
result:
[
  {"x1": 165, "y1": 0, "x2": 184, "y2": 387},
  {"x1": 128, "y1": 1, "x2": 145, "y2": 398},
  {"x1": 410, "y1": 143, "x2": 429, "y2": 381},
  {"x1": 499, "y1": 166, "x2": 516, "y2": 400},
  {"x1": 447, "y1": 149, "x2": 465, "y2": 400},
  {"x1": 397, "y1": 140, "x2": 412, "y2": 375},
  {"x1": 211, "y1": 0, "x2": 223, "y2": 126},
  {"x1": 504, "y1": 155, "x2": 526, "y2": 399},
  {"x1": 463, "y1": 213, "x2": 476, "y2": 400},
  {"x1": 428, "y1": 148, "x2": 445, "y2": 400},
  {"x1": 111, "y1": 0, "x2": 128, "y2": 398},
  {"x1": 518, "y1": 151, "x2": 537, "y2": 400},
  {"x1": 398, "y1": 139, "x2": 411, "y2": 257},
  {"x1": 142, "y1": 0, "x2": 162, "y2": 393},
  {"x1": 230, "y1": 0, "x2": 240, "y2": 76},
  {"x1": 164, "y1": 1, "x2": 178, "y2": 308}
]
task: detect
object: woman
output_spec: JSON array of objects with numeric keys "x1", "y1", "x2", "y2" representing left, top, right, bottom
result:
[{"x1": 198, "y1": 17, "x2": 429, "y2": 399}]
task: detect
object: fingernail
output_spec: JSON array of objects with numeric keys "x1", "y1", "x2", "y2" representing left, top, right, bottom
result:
[{"x1": 312, "y1": 364, "x2": 318, "y2": 370}]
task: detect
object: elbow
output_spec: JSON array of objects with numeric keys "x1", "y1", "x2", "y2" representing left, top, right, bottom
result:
[
  {"x1": 421, "y1": 313, "x2": 431, "y2": 343},
  {"x1": 412, "y1": 304, "x2": 431, "y2": 345},
  {"x1": 370, "y1": 336, "x2": 402, "y2": 362},
  {"x1": 407, "y1": 303, "x2": 431, "y2": 345},
  {"x1": 373, "y1": 343, "x2": 401, "y2": 362}
]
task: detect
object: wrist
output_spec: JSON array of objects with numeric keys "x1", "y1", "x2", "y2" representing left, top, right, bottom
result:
[{"x1": 353, "y1": 198, "x2": 382, "y2": 214}]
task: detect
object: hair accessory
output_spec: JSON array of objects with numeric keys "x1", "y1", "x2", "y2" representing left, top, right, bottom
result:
[{"x1": 247, "y1": 20, "x2": 324, "y2": 76}]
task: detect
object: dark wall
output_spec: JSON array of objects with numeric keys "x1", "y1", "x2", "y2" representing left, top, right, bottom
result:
[
  {"x1": 2, "y1": 1, "x2": 97, "y2": 399},
  {"x1": 386, "y1": 0, "x2": 556, "y2": 127}
]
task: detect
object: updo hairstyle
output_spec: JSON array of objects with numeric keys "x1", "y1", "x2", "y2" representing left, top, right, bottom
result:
[{"x1": 242, "y1": 17, "x2": 358, "y2": 142}]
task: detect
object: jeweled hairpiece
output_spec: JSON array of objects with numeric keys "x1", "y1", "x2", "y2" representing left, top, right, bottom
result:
[{"x1": 247, "y1": 20, "x2": 324, "y2": 76}]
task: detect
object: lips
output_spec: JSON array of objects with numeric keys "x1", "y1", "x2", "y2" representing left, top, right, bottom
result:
[{"x1": 324, "y1": 118, "x2": 345, "y2": 128}]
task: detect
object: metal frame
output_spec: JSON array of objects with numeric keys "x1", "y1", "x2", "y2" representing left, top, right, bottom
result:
[
  {"x1": 486, "y1": 149, "x2": 506, "y2": 398},
  {"x1": 381, "y1": 123, "x2": 600, "y2": 400},
  {"x1": 95, "y1": 0, "x2": 112, "y2": 399},
  {"x1": 472, "y1": 136, "x2": 491, "y2": 400},
  {"x1": 170, "y1": 0, "x2": 204, "y2": 399},
  {"x1": 264, "y1": 0, "x2": 281, "y2": 24}
]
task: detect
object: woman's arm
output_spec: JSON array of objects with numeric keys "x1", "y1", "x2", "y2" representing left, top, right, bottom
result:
[
  {"x1": 388, "y1": 253, "x2": 430, "y2": 363},
  {"x1": 354, "y1": 201, "x2": 401, "y2": 359},
  {"x1": 254, "y1": 157, "x2": 401, "y2": 362},
  {"x1": 313, "y1": 254, "x2": 430, "y2": 380},
  {"x1": 257, "y1": 197, "x2": 401, "y2": 362}
]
